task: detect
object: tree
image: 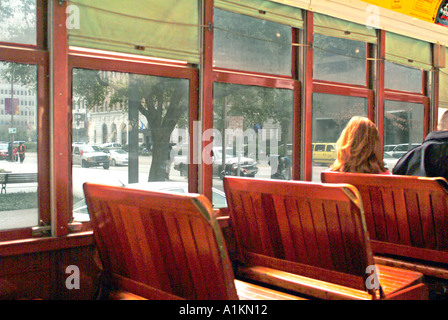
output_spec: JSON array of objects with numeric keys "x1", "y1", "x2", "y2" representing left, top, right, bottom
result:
[
  {"x1": 0, "y1": 0, "x2": 36, "y2": 45},
  {"x1": 213, "y1": 83, "x2": 293, "y2": 157},
  {"x1": 73, "y1": 69, "x2": 188, "y2": 182}
]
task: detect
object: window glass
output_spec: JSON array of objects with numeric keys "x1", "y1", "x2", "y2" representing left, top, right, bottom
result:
[
  {"x1": 212, "y1": 82, "x2": 293, "y2": 206},
  {"x1": 384, "y1": 100, "x2": 424, "y2": 160},
  {"x1": 0, "y1": 61, "x2": 38, "y2": 230},
  {"x1": 0, "y1": 0, "x2": 36, "y2": 45},
  {"x1": 213, "y1": 8, "x2": 292, "y2": 75},
  {"x1": 313, "y1": 34, "x2": 367, "y2": 85},
  {"x1": 72, "y1": 69, "x2": 189, "y2": 222},
  {"x1": 312, "y1": 93, "x2": 368, "y2": 181},
  {"x1": 385, "y1": 61, "x2": 423, "y2": 93}
]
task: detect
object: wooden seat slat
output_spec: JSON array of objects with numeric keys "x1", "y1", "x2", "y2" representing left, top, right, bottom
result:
[
  {"x1": 223, "y1": 176, "x2": 428, "y2": 300},
  {"x1": 321, "y1": 172, "x2": 448, "y2": 280},
  {"x1": 84, "y1": 183, "x2": 305, "y2": 300}
]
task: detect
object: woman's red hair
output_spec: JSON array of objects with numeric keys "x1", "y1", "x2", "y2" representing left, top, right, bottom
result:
[{"x1": 329, "y1": 116, "x2": 387, "y2": 173}]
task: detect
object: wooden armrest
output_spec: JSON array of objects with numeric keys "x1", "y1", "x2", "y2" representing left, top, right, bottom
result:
[
  {"x1": 375, "y1": 255, "x2": 448, "y2": 280},
  {"x1": 237, "y1": 265, "x2": 428, "y2": 300},
  {"x1": 108, "y1": 290, "x2": 148, "y2": 300},
  {"x1": 237, "y1": 265, "x2": 373, "y2": 300},
  {"x1": 234, "y1": 279, "x2": 306, "y2": 300}
]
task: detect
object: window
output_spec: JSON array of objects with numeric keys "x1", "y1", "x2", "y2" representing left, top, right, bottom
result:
[
  {"x1": 213, "y1": 8, "x2": 292, "y2": 75},
  {"x1": 313, "y1": 34, "x2": 367, "y2": 86},
  {"x1": 0, "y1": 0, "x2": 36, "y2": 45},
  {"x1": 385, "y1": 62, "x2": 423, "y2": 93},
  {"x1": 0, "y1": 61, "x2": 38, "y2": 231},
  {"x1": 311, "y1": 93, "x2": 368, "y2": 181},
  {"x1": 384, "y1": 100, "x2": 425, "y2": 147},
  {"x1": 212, "y1": 82, "x2": 294, "y2": 196},
  {"x1": 71, "y1": 68, "x2": 190, "y2": 222}
]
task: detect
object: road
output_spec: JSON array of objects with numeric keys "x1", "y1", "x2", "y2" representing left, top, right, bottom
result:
[{"x1": 0, "y1": 152, "x2": 329, "y2": 230}]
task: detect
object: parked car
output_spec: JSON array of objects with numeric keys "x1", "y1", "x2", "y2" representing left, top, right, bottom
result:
[
  {"x1": 173, "y1": 146, "x2": 259, "y2": 179},
  {"x1": 101, "y1": 142, "x2": 122, "y2": 150},
  {"x1": 173, "y1": 144, "x2": 189, "y2": 176},
  {"x1": 212, "y1": 147, "x2": 258, "y2": 178},
  {"x1": 72, "y1": 181, "x2": 228, "y2": 222},
  {"x1": 383, "y1": 144, "x2": 397, "y2": 152},
  {"x1": 109, "y1": 149, "x2": 129, "y2": 166},
  {"x1": 0, "y1": 143, "x2": 8, "y2": 160},
  {"x1": 389, "y1": 143, "x2": 420, "y2": 159},
  {"x1": 125, "y1": 181, "x2": 227, "y2": 208},
  {"x1": 72, "y1": 144, "x2": 110, "y2": 169},
  {"x1": 383, "y1": 152, "x2": 399, "y2": 171},
  {"x1": 312, "y1": 143, "x2": 337, "y2": 165}
]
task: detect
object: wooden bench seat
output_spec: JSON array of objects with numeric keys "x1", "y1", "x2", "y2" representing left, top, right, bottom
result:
[
  {"x1": 321, "y1": 172, "x2": 448, "y2": 282},
  {"x1": 83, "y1": 182, "x2": 304, "y2": 300},
  {"x1": 223, "y1": 176, "x2": 428, "y2": 300}
]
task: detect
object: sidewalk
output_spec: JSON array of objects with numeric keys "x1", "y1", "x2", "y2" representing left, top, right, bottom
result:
[
  {"x1": 0, "y1": 153, "x2": 37, "y2": 174},
  {"x1": 0, "y1": 208, "x2": 38, "y2": 231},
  {"x1": 0, "y1": 153, "x2": 38, "y2": 194}
]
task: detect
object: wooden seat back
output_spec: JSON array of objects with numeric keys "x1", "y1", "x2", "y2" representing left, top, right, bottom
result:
[
  {"x1": 223, "y1": 177, "x2": 377, "y2": 296},
  {"x1": 83, "y1": 182, "x2": 238, "y2": 300},
  {"x1": 321, "y1": 172, "x2": 448, "y2": 264}
]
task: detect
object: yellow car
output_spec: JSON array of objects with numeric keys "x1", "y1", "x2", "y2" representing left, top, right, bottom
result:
[{"x1": 312, "y1": 143, "x2": 337, "y2": 165}]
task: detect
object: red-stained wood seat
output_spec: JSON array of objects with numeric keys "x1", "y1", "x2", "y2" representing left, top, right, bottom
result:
[
  {"x1": 223, "y1": 176, "x2": 428, "y2": 300},
  {"x1": 321, "y1": 172, "x2": 448, "y2": 281},
  {"x1": 83, "y1": 182, "x2": 304, "y2": 300}
]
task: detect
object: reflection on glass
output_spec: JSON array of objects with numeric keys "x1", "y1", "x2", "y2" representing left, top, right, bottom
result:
[
  {"x1": 0, "y1": 0, "x2": 36, "y2": 45},
  {"x1": 385, "y1": 61, "x2": 423, "y2": 93},
  {"x1": 0, "y1": 61, "x2": 38, "y2": 230},
  {"x1": 312, "y1": 93, "x2": 368, "y2": 181},
  {"x1": 72, "y1": 69, "x2": 189, "y2": 222},
  {"x1": 212, "y1": 82, "x2": 293, "y2": 205},
  {"x1": 213, "y1": 8, "x2": 292, "y2": 75},
  {"x1": 384, "y1": 100, "x2": 424, "y2": 159},
  {"x1": 313, "y1": 34, "x2": 367, "y2": 85}
]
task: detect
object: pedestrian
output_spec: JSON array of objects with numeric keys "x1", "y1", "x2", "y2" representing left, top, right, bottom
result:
[
  {"x1": 18, "y1": 142, "x2": 26, "y2": 163},
  {"x1": 7, "y1": 142, "x2": 13, "y2": 162},
  {"x1": 13, "y1": 146, "x2": 18, "y2": 162}
]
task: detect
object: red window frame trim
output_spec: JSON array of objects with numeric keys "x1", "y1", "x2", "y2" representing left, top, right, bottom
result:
[
  {"x1": 66, "y1": 51, "x2": 199, "y2": 227},
  {"x1": 0, "y1": 0, "x2": 49, "y2": 241}
]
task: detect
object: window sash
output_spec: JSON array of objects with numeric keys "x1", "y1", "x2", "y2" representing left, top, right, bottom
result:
[
  {"x1": 215, "y1": 0, "x2": 303, "y2": 28},
  {"x1": 67, "y1": 0, "x2": 200, "y2": 63},
  {"x1": 385, "y1": 32, "x2": 432, "y2": 71}
]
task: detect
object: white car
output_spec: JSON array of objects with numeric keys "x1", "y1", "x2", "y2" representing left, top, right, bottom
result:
[
  {"x1": 383, "y1": 152, "x2": 399, "y2": 171},
  {"x1": 101, "y1": 142, "x2": 122, "y2": 150},
  {"x1": 72, "y1": 144, "x2": 110, "y2": 169},
  {"x1": 173, "y1": 146, "x2": 259, "y2": 178},
  {"x1": 109, "y1": 149, "x2": 128, "y2": 166},
  {"x1": 211, "y1": 147, "x2": 258, "y2": 178},
  {"x1": 73, "y1": 181, "x2": 227, "y2": 222},
  {"x1": 389, "y1": 143, "x2": 420, "y2": 159}
]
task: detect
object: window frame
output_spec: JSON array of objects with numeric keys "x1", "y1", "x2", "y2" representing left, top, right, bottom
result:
[
  {"x1": 0, "y1": 0, "x2": 49, "y2": 241},
  {"x1": 65, "y1": 50, "x2": 200, "y2": 230},
  {"x1": 304, "y1": 11, "x2": 375, "y2": 181},
  {"x1": 202, "y1": 2, "x2": 301, "y2": 201}
]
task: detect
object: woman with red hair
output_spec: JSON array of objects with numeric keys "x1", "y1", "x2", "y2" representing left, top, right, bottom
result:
[{"x1": 328, "y1": 116, "x2": 390, "y2": 174}]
